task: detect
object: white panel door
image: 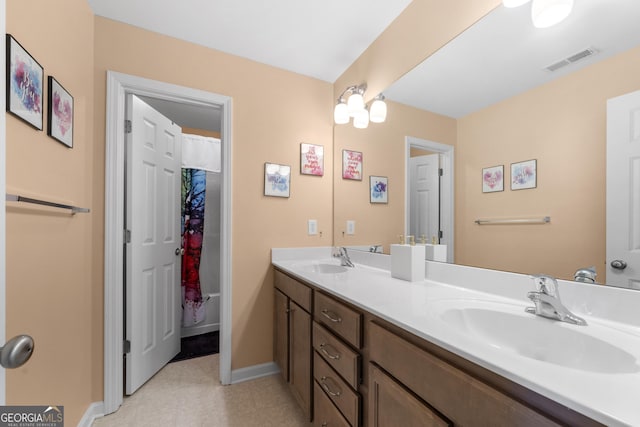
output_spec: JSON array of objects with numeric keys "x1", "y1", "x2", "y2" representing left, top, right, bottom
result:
[
  {"x1": 409, "y1": 154, "x2": 440, "y2": 243},
  {"x1": 125, "y1": 95, "x2": 182, "y2": 394},
  {"x1": 606, "y1": 89, "x2": 640, "y2": 289}
]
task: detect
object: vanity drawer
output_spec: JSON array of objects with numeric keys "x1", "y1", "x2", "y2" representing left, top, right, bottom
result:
[
  {"x1": 313, "y1": 381, "x2": 351, "y2": 427},
  {"x1": 313, "y1": 322, "x2": 360, "y2": 390},
  {"x1": 314, "y1": 291, "x2": 362, "y2": 348},
  {"x1": 274, "y1": 269, "x2": 312, "y2": 312},
  {"x1": 368, "y1": 322, "x2": 560, "y2": 427},
  {"x1": 314, "y1": 352, "x2": 361, "y2": 427}
]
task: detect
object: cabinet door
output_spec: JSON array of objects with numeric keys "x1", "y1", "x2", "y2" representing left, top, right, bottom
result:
[
  {"x1": 370, "y1": 364, "x2": 451, "y2": 427},
  {"x1": 274, "y1": 289, "x2": 289, "y2": 381},
  {"x1": 290, "y1": 301, "x2": 312, "y2": 420}
]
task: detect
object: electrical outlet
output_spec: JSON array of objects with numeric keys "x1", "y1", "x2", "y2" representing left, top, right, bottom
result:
[
  {"x1": 346, "y1": 220, "x2": 355, "y2": 235},
  {"x1": 308, "y1": 219, "x2": 318, "y2": 235}
]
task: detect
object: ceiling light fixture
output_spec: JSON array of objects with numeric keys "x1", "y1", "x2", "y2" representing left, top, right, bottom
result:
[
  {"x1": 503, "y1": 0, "x2": 574, "y2": 28},
  {"x1": 333, "y1": 83, "x2": 387, "y2": 128},
  {"x1": 531, "y1": 0, "x2": 574, "y2": 28}
]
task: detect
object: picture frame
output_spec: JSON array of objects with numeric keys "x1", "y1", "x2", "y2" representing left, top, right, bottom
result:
[
  {"x1": 342, "y1": 149, "x2": 363, "y2": 180},
  {"x1": 300, "y1": 143, "x2": 323, "y2": 176},
  {"x1": 369, "y1": 176, "x2": 388, "y2": 204},
  {"x1": 511, "y1": 159, "x2": 537, "y2": 190},
  {"x1": 264, "y1": 162, "x2": 291, "y2": 198},
  {"x1": 482, "y1": 165, "x2": 504, "y2": 193},
  {"x1": 6, "y1": 34, "x2": 44, "y2": 130},
  {"x1": 47, "y1": 76, "x2": 74, "y2": 148}
]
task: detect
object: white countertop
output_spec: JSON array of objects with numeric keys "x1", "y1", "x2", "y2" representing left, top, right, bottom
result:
[{"x1": 272, "y1": 247, "x2": 640, "y2": 427}]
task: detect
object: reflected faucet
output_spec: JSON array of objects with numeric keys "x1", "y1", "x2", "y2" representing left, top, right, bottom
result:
[
  {"x1": 332, "y1": 247, "x2": 355, "y2": 267},
  {"x1": 525, "y1": 274, "x2": 587, "y2": 326}
]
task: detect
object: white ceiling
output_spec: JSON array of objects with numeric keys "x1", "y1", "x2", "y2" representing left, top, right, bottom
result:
[
  {"x1": 384, "y1": 0, "x2": 640, "y2": 118},
  {"x1": 86, "y1": 0, "x2": 412, "y2": 83}
]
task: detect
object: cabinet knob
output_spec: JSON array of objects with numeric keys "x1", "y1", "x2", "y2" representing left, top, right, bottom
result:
[
  {"x1": 320, "y1": 376, "x2": 342, "y2": 397},
  {"x1": 319, "y1": 343, "x2": 341, "y2": 360},
  {"x1": 321, "y1": 309, "x2": 342, "y2": 323}
]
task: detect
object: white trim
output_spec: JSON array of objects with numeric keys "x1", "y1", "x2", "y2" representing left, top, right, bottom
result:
[
  {"x1": 104, "y1": 71, "x2": 233, "y2": 414},
  {"x1": 0, "y1": 0, "x2": 7, "y2": 405},
  {"x1": 230, "y1": 362, "x2": 280, "y2": 384},
  {"x1": 404, "y1": 136, "x2": 455, "y2": 263},
  {"x1": 77, "y1": 402, "x2": 105, "y2": 427}
]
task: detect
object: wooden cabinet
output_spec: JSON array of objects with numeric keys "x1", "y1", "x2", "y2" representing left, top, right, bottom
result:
[
  {"x1": 274, "y1": 267, "x2": 603, "y2": 427},
  {"x1": 274, "y1": 271, "x2": 312, "y2": 421},
  {"x1": 369, "y1": 364, "x2": 451, "y2": 427}
]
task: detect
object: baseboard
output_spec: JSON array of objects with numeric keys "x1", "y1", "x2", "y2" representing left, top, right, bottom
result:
[
  {"x1": 230, "y1": 361, "x2": 279, "y2": 384},
  {"x1": 77, "y1": 401, "x2": 105, "y2": 427}
]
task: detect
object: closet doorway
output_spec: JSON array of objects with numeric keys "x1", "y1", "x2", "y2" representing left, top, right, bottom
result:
[{"x1": 103, "y1": 72, "x2": 233, "y2": 415}]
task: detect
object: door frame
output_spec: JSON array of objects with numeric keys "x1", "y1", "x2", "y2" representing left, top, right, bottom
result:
[
  {"x1": 404, "y1": 136, "x2": 454, "y2": 263},
  {"x1": 104, "y1": 71, "x2": 233, "y2": 414},
  {"x1": 0, "y1": 0, "x2": 7, "y2": 405}
]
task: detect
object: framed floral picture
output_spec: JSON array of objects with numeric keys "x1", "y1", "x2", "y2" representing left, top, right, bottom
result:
[
  {"x1": 264, "y1": 162, "x2": 291, "y2": 198},
  {"x1": 342, "y1": 149, "x2": 363, "y2": 180},
  {"x1": 482, "y1": 165, "x2": 504, "y2": 193},
  {"x1": 370, "y1": 176, "x2": 388, "y2": 204},
  {"x1": 511, "y1": 159, "x2": 537, "y2": 190},
  {"x1": 6, "y1": 34, "x2": 44, "y2": 130},
  {"x1": 47, "y1": 76, "x2": 74, "y2": 148},
  {"x1": 300, "y1": 143, "x2": 323, "y2": 176}
]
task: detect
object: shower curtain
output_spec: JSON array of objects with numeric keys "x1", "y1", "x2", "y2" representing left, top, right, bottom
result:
[{"x1": 181, "y1": 168, "x2": 207, "y2": 327}]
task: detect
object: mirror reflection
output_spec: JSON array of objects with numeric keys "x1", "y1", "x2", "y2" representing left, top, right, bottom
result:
[{"x1": 333, "y1": 0, "x2": 640, "y2": 288}]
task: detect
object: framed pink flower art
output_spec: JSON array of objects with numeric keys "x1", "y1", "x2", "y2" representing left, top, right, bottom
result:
[
  {"x1": 47, "y1": 76, "x2": 74, "y2": 148},
  {"x1": 482, "y1": 165, "x2": 504, "y2": 193}
]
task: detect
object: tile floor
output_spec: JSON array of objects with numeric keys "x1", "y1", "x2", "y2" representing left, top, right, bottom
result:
[{"x1": 92, "y1": 355, "x2": 309, "y2": 426}]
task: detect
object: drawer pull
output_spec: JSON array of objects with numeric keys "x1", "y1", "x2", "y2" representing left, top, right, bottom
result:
[
  {"x1": 320, "y1": 376, "x2": 342, "y2": 397},
  {"x1": 321, "y1": 308, "x2": 342, "y2": 323},
  {"x1": 319, "y1": 343, "x2": 341, "y2": 360}
]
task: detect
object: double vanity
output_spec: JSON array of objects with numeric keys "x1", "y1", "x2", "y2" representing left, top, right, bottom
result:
[{"x1": 272, "y1": 247, "x2": 640, "y2": 426}]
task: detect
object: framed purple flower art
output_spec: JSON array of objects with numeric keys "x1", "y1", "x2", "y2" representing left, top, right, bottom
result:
[
  {"x1": 6, "y1": 34, "x2": 44, "y2": 130},
  {"x1": 370, "y1": 176, "x2": 388, "y2": 204},
  {"x1": 47, "y1": 76, "x2": 74, "y2": 148},
  {"x1": 511, "y1": 159, "x2": 537, "y2": 190}
]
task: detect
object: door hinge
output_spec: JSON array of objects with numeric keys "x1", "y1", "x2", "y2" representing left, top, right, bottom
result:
[
  {"x1": 439, "y1": 168, "x2": 444, "y2": 177},
  {"x1": 124, "y1": 229, "x2": 131, "y2": 243},
  {"x1": 123, "y1": 340, "x2": 131, "y2": 354},
  {"x1": 439, "y1": 230, "x2": 443, "y2": 239},
  {"x1": 125, "y1": 119, "x2": 132, "y2": 134}
]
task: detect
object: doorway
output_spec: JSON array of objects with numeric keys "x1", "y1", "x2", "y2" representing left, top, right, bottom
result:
[
  {"x1": 103, "y1": 72, "x2": 233, "y2": 414},
  {"x1": 404, "y1": 136, "x2": 454, "y2": 263}
]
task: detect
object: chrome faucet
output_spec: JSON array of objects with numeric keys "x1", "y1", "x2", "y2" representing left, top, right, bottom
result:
[
  {"x1": 332, "y1": 247, "x2": 355, "y2": 267},
  {"x1": 525, "y1": 274, "x2": 587, "y2": 326}
]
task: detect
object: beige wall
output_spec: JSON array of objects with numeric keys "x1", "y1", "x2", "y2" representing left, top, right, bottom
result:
[
  {"x1": 333, "y1": 101, "x2": 456, "y2": 253},
  {"x1": 334, "y1": 0, "x2": 501, "y2": 102},
  {"x1": 456, "y1": 45, "x2": 640, "y2": 280},
  {"x1": 6, "y1": 0, "x2": 97, "y2": 424},
  {"x1": 93, "y1": 18, "x2": 334, "y2": 371}
]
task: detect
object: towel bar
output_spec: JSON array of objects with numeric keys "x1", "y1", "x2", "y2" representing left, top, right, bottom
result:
[
  {"x1": 474, "y1": 216, "x2": 550, "y2": 225},
  {"x1": 6, "y1": 193, "x2": 90, "y2": 214}
]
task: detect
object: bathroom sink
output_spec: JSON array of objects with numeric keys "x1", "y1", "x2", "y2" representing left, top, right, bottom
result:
[
  {"x1": 300, "y1": 263, "x2": 348, "y2": 274},
  {"x1": 431, "y1": 299, "x2": 639, "y2": 374}
]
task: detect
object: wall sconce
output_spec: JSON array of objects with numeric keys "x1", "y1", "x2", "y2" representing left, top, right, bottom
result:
[
  {"x1": 503, "y1": 0, "x2": 574, "y2": 28},
  {"x1": 334, "y1": 83, "x2": 387, "y2": 128}
]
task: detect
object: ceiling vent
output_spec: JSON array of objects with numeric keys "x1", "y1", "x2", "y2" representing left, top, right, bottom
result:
[{"x1": 545, "y1": 48, "x2": 598, "y2": 72}]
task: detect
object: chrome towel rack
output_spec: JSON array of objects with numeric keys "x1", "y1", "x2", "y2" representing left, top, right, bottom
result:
[
  {"x1": 474, "y1": 216, "x2": 550, "y2": 225},
  {"x1": 6, "y1": 193, "x2": 90, "y2": 214}
]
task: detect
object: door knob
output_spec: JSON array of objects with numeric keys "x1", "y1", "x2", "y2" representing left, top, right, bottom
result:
[
  {"x1": 175, "y1": 248, "x2": 184, "y2": 256},
  {"x1": 610, "y1": 260, "x2": 627, "y2": 270},
  {"x1": 0, "y1": 335, "x2": 34, "y2": 369}
]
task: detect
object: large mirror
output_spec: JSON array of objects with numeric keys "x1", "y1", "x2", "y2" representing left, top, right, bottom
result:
[{"x1": 333, "y1": 0, "x2": 640, "y2": 287}]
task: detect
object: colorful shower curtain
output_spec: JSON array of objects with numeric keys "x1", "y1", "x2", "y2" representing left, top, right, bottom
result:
[{"x1": 181, "y1": 168, "x2": 207, "y2": 327}]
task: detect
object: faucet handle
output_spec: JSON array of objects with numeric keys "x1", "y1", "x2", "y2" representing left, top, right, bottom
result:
[{"x1": 529, "y1": 274, "x2": 560, "y2": 298}]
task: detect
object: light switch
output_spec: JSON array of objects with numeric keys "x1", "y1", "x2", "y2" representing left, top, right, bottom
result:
[
  {"x1": 308, "y1": 219, "x2": 318, "y2": 235},
  {"x1": 346, "y1": 220, "x2": 355, "y2": 235}
]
